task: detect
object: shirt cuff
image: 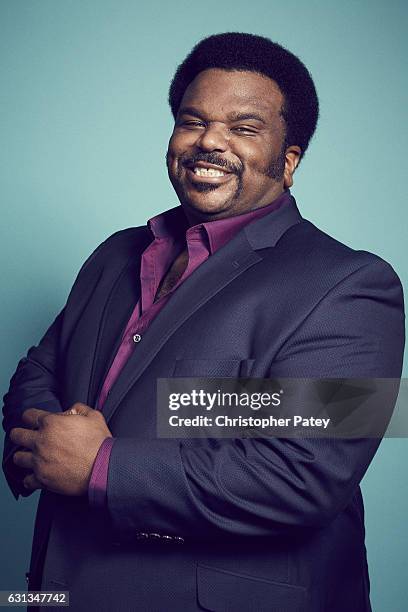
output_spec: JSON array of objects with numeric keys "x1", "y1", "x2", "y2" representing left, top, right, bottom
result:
[{"x1": 88, "y1": 437, "x2": 115, "y2": 507}]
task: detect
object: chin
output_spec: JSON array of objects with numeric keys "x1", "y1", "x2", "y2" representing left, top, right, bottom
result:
[
  {"x1": 183, "y1": 195, "x2": 233, "y2": 216},
  {"x1": 181, "y1": 183, "x2": 235, "y2": 210}
]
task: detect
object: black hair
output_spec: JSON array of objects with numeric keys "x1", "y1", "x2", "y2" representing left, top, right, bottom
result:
[{"x1": 169, "y1": 32, "x2": 319, "y2": 159}]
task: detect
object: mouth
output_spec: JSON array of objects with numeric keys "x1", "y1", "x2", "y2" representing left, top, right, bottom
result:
[{"x1": 184, "y1": 161, "x2": 236, "y2": 184}]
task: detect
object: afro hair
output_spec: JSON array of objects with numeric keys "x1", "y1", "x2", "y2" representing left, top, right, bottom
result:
[{"x1": 169, "y1": 32, "x2": 319, "y2": 159}]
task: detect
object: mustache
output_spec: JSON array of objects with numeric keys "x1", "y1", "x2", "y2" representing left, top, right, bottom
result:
[{"x1": 180, "y1": 152, "x2": 243, "y2": 175}]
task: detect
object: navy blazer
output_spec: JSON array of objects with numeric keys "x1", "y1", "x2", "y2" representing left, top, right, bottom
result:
[{"x1": 2, "y1": 196, "x2": 405, "y2": 611}]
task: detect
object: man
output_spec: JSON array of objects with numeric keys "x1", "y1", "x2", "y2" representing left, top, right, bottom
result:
[{"x1": 2, "y1": 32, "x2": 405, "y2": 611}]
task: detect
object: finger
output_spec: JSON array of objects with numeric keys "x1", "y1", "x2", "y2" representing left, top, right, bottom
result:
[
  {"x1": 22, "y1": 408, "x2": 51, "y2": 429},
  {"x1": 23, "y1": 473, "x2": 43, "y2": 491},
  {"x1": 64, "y1": 403, "x2": 93, "y2": 416},
  {"x1": 9, "y1": 427, "x2": 37, "y2": 450},
  {"x1": 13, "y1": 450, "x2": 34, "y2": 470}
]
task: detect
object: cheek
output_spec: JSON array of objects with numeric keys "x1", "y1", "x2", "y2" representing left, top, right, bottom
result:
[
  {"x1": 166, "y1": 142, "x2": 180, "y2": 173},
  {"x1": 241, "y1": 151, "x2": 269, "y2": 179},
  {"x1": 244, "y1": 143, "x2": 280, "y2": 176},
  {"x1": 167, "y1": 135, "x2": 177, "y2": 158},
  {"x1": 236, "y1": 141, "x2": 268, "y2": 169},
  {"x1": 167, "y1": 139, "x2": 188, "y2": 175},
  {"x1": 168, "y1": 130, "x2": 195, "y2": 155}
]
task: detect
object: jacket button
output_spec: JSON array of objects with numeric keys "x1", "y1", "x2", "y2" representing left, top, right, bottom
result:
[{"x1": 132, "y1": 334, "x2": 142, "y2": 343}]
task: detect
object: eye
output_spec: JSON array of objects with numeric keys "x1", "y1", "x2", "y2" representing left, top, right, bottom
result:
[
  {"x1": 231, "y1": 126, "x2": 258, "y2": 135},
  {"x1": 179, "y1": 119, "x2": 206, "y2": 129}
]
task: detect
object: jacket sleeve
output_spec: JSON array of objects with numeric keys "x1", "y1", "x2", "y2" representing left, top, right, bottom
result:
[
  {"x1": 1, "y1": 239, "x2": 110, "y2": 499},
  {"x1": 105, "y1": 258, "x2": 405, "y2": 540},
  {"x1": 2, "y1": 311, "x2": 65, "y2": 499}
]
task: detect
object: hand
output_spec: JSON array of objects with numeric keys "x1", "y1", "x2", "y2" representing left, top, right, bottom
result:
[{"x1": 10, "y1": 404, "x2": 112, "y2": 496}]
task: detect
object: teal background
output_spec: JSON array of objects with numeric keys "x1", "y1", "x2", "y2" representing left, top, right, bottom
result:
[{"x1": 0, "y1": 1, "x2": 406, "y2": 610}]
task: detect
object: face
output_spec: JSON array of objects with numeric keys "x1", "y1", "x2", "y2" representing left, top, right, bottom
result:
[{"x1": 166, "y1": 68, "x2": 300, "y2": 223}]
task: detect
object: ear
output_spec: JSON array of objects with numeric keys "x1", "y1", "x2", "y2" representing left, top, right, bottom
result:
[{"x1": 283, "y1": 146, "x2": 302, "y2": 188}]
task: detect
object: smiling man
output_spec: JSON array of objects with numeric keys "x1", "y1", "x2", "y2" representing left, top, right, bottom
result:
[
  {"x1": 2, "y1": 33, "x2": 404, "y2": 612},
  {"x1": 166, "y1": 68, "x2": 299, "y2": 220}
]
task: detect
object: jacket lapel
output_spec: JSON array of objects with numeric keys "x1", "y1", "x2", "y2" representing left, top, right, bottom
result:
[
  {"x1": 87, "y1": 232, "x2": 151, "y2": 407},
  {"x1": 100, "y1": 196, "x2": 303, "y2": 422}
]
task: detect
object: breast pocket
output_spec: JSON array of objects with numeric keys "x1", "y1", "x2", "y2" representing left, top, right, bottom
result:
[{"x1": 172, "y1": 359, "x2": 254, "y2": 378}]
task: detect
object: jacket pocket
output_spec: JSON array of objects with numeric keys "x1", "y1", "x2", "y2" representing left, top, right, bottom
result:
[
  {"x1": 173, "y1": 359, "x2": 253, "y2": 378},
  {"x1": 197, "y1": 564, "x2": 307, "y2": 612}
]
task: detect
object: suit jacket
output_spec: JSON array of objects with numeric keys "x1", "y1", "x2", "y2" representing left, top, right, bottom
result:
[{"x1": 2, "y1": 196, "x2": 405, "y2": 612}]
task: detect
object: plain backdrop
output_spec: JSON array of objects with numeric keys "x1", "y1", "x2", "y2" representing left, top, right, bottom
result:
[{"x1": 1, "y1": 1, "x2": 407, "y2": 610}]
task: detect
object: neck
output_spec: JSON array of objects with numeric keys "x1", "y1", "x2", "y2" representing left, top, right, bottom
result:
[{"x1": 181, "y1": 187, "x2": 286, "y2": 227}]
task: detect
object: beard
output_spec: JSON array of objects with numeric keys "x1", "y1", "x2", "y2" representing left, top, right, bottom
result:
[
  {"x1": 166, "y1": 143, "x2": 286, "y2": 210},
  {"x1": 265, "y1": 141, "x2": 287, "y2": 180}
]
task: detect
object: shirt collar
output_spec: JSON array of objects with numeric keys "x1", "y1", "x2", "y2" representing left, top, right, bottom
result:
[{"x1": 147, "y1": 189, "x2": 292, "y2": 255}]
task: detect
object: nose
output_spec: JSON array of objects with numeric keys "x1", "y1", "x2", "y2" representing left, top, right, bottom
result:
[{"x1": 195, "y1": 123, "x2": 228, "y2": 153}]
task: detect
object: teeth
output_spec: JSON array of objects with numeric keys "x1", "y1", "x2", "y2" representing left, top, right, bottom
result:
[{"x1": 193, "y1": 167, "x2": 226, "y2": 177}]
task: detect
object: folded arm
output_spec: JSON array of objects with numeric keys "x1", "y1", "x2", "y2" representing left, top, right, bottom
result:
[
  {"x1": 106, "y1": 258, "x2": 405, "y2": 540},
  {"x1": 2, "y1": 311, "x2": 64, "y2": 498},
  {"x1": 2, "y1": 237, "x2": 109, "y2": 498}
]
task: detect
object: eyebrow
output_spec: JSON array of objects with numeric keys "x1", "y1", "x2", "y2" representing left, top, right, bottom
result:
[
  {"x1": 227, "y1": 111, "x2": 267, "y2": 124},
  {"x1": 177, "y1": 107, "x2": 267, "y2": 125}
]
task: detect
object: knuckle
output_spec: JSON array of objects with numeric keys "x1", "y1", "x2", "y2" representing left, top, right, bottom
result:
[
  {"x1": 38, "y1": 413, "x2": 52, "y2": 427},
  {"x1": 35, "y1": 473, "x2": 46, "y2": 487},
  {"x1": 34, "y1": 464, "x2": 47, "y2": 485},
  {"x1": 33, "y1": 434, "x2": 46, "y2": 455}
]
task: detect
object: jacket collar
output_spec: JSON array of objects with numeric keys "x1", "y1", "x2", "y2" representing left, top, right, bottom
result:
[
  {"x1": 244, "y1": 194, "x2": 303, "y2": 250},
  {"x1": 147, "y1": 190, "x2": 302, "y2": 253}
]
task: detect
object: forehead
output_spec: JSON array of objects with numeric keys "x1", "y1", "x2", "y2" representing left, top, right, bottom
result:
[{"x1": 178, "y1": 68, "x2": 284, "y2": 120}]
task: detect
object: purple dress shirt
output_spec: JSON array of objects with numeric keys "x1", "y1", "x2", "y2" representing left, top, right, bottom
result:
[{"x1": 88, "y1": 190, "x2": 291, "y2": 506}]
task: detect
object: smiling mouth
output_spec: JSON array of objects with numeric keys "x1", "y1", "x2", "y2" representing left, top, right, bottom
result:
[{"x1": 184, "y1": 162, "x2": 235, "y2": 184}]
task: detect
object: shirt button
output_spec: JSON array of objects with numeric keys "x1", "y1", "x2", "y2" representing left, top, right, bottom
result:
[{"x1": 132, "y1": 333, "x2": 142, "y2": 343}]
